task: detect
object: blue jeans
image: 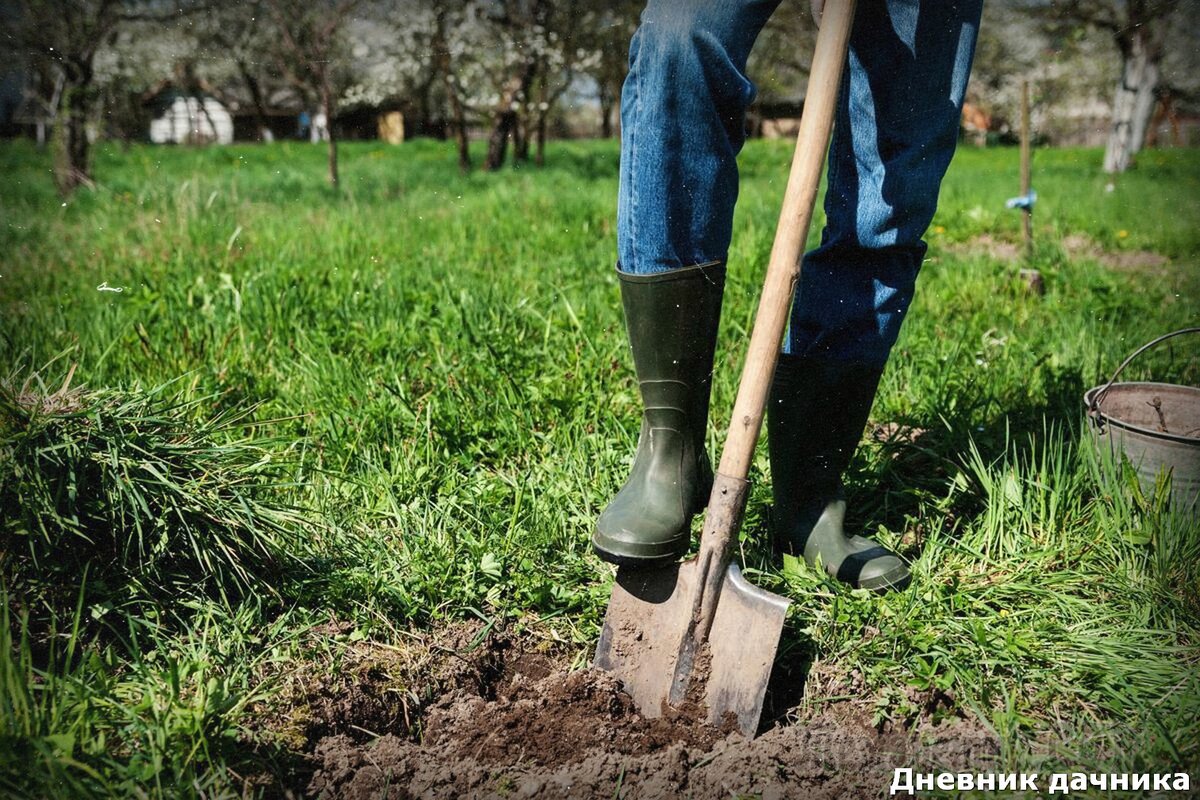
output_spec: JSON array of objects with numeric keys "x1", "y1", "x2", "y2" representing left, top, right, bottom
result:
[{"x1": 617, "y1": 0, "x2": 983, "y2": 366}]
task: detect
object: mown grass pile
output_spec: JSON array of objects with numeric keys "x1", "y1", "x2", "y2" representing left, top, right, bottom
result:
[
  {"x1": 1, "y1": 370, "x2": 309, "y2": 609},
  {"x1": 1, "y1": 137, "x2": 1198, "y2": 797}
]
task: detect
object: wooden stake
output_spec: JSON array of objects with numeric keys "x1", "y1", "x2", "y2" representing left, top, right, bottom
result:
[{"x1": 1020, "y1": 80, "x2": 1032, "y2": 259}]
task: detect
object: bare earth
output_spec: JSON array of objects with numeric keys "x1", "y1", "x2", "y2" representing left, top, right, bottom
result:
[
  {"x1": 279, "y1": 624, "x2": 999, "y2": 800},
  {"x1": 948, "y1": 232, "x2": 1170, "y2": 274}
]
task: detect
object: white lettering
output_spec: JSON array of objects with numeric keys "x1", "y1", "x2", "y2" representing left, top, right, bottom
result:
[
  {"x1": 889, "y1": 769, "x2": 914, "y2": 796},
  {"x1": 1020, "y1": 773, "x2": 1039, "y2": 791},
  {"x1": 1173, "y1": 774, "x2": 1190, "y2": 791},
  {"x1": 916, "y1": 773, "x2": 936, "y2": 791},
  {"x1": 976, "y1": 773, "x2": 996, "y2": 791},
  {"x1": 1113, "y1": 774, "x2": 1130, "y2": 790}
]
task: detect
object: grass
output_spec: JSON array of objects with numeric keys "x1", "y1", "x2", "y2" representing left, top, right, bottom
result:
[{"x1": 1, "y1": 136, "x2": 1198, "y2": 797}]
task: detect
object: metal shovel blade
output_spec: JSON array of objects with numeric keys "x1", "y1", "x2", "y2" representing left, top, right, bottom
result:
[{"x1": 593, "y1": 558, "x2": 790, "y2": 737}]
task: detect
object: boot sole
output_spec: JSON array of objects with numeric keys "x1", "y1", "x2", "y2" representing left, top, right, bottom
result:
[
  {"x1": 591, "y1": 532, "x2": 689, "y2": 568},
  {"x1": 857, "y1": 565, "x2": 912, "y2": 593}
]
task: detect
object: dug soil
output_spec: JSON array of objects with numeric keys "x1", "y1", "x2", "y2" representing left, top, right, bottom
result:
[{"x1": 284, "y1": 622, "x2": 999, "y2": 799}]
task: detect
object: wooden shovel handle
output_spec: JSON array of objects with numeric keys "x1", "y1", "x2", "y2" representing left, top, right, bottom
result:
[
  {"x1": 717, "y1": 0, "x2": 856, "y2": 485},
  {"x1": 694, "y1": 0, "x2": 857, "y2": 616}
]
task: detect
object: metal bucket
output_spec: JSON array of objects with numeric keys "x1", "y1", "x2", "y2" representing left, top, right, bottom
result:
[{"x1": 1085, "y1": 328, "x2": 1200, "y2": 515}]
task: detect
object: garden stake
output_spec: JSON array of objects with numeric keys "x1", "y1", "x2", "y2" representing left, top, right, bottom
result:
[{"x1": 593, "y1": 0, "x2": 857, "y2": 738}]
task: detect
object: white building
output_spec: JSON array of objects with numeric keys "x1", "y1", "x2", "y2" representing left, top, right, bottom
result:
[{"x1": 147, "y1": 91, "x2": 234, "y2": 145}]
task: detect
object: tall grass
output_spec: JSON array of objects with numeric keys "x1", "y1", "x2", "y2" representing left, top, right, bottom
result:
[{"x1": 1, "y1": 366, "x2": 311, "y2": 612}]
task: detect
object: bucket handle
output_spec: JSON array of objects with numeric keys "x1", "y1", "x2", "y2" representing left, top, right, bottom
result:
[{"x1": 1089, "y1": 327, "x2": 1200, "y2": 420}]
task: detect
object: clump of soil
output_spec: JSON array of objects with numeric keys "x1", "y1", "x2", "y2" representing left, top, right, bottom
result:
[
  {"x1": 302, "y1": 625, "x2": 999, "y2": 800},
  {"x1": 422, "y1": 666, "x2": 728, "y2": 769},
  {"x1": 247, "y1": 619, "x2": 522, "y2": 750}
]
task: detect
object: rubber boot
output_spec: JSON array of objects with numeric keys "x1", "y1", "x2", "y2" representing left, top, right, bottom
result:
[
  {"x1": 768, "y1": 354, "x2": 911, "y2": 592},
  {"x1": 593, "y1": 262, "x2": 726, "y2": 566}
]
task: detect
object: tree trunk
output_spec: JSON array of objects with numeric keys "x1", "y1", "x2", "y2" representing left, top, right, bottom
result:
[
  {"x1": 53, "y1": 79, "x2": 94, "y2": 196},
  {"x1": 485, "y1": 111, "x2": 516, "y2": 171},
  {"x1": 193, "y1": 92, "x2": 221, "y2": 145},
  {"x1": 1127, "y1": 59, "x2": 1159, "y2": 156},
  {"x1": 434, "y1": 7, "x2": 471, "y2": 173},
  {"x1": 322, "y1": 82, "x2": 339, "y2": 188},
  {"x1": 485, "y1": 60, "x2": 538, "y2": 171},
  {"x1": 535, "y1": 112, "x2": 546, "y2": 167},
  {"x1": 598, "y1": 81, "x2": 613, "y2": 139},
  {"x1": 446, "y1": 78, "x2": 471, "y2": 173},
  {"x1": 37, "y1": 70, "x2": 65, "y2": 151},
  {"x1": 1103, "y1": 27, "x2": 1160, "y2": 174},
  {"x1": 237, "y1": 59, "x2": 274, "y2": 143},
  {"x1": 514, "y1": 111, "x2": 529, "y2": 164}
]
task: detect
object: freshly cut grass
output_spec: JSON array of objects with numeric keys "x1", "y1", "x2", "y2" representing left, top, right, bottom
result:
[{"x1": 1, "y1": 365, "x2": 310, "y2": 609}]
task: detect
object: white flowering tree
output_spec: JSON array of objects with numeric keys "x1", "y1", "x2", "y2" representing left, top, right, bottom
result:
[
  {"x1": 464, "y1": 0, "x2": 612, "y2": 170},
  {"x1": 0, "y1": 0, "x2": 190, "y2": 195},
  {"x1": 263, "y1": 0, "x2": 361, "y2": 187},
  {"x1": 188, "y1": 0, "x2": 293, "y2": 143},
  {"x1": 339, "y1": 3, "x2": 463, "y2": 165},
  {"x1": 581, "y1": 2, "x2": 642, "y2": 139},
  {"x1": 1040, "y1": 0, "x2": 1183, "y2": 172},
  {"x1": 341, "y1": 1, "x2": 610, "y2": 172},
  {"x1": 78, "y1": 16, "x2": 180, "y2": 144},
  {"x1": 520, "y1": 5, "x2": 605, "y2": 165}
]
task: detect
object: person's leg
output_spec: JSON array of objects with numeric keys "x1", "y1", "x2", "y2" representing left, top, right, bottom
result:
[
  {"x1": 771, "y1": 0, "x2": 983, "y2": 590},
  {"x1": 788, "y1": 0, "x2": 982, "y2": 362},
  {"x1": 616, "y1": 0, "x2": 782, "y2": 276},
  {"x1": 595, "y1": 0, "x2": 781, "y2": 564}
]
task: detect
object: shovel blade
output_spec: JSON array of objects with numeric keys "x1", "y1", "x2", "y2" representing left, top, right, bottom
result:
[{"x1": 594, "y1": 559, "x2": 790, "y2": 737}]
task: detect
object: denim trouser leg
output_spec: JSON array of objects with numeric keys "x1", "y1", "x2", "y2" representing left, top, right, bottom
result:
[
  {"x1": 617, "y1": 0, "x2": 782, "y2": 275},
  {"x1": 617, "y1": 0, "x2": 982, "y2": 365},
  {"x1": 785, "y1": 0, "x2": 983, "y2": 365}
]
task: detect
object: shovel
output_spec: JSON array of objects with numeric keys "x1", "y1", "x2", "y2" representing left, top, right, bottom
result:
[{"x1": 593, "y1": 0, "x2": 858, "y2": 738}]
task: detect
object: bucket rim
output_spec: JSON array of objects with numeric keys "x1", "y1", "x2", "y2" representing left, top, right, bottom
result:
[{"x1": 1084, "y1": 381, "x2": 1200, "y2": 445}]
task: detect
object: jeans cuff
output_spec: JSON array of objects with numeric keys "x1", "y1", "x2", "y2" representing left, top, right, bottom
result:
[{"x1": 615, "y1": 259, "x2": 726, "y2": 284}]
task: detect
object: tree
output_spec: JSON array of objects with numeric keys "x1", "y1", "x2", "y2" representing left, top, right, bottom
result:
[
  {"x1": 581, "y1": 2, "x2": 641, "y2": 138},
  {"x1": 192, "y1": 0, "x2": 286, "y2": 143},
  {"x1": 471, "y1": 0, "x2": 611, "y2": 170},
  {"x1": 746, "y1": 4, "x2": 818, "y2": 106},
  {"x1": 338, "y1": 1, "x2": 474, "y2": 171},
  {"x1": 522, "y1": 4, "x2": 602, "y2": 165},
  {"x1": 1, "y1": 1, "x2": 194, "y2": 194},
  {"x1": 4, "y1": 0, "x2": 125, "y2": 194},
  {"x1": 1042, "y1": 0, "x2": 1181, "y2": 172},
  {"x1": 477, "y1": 0, "x2": 549, "y2": 171},
  {"x1": 433, "y1": 3, "x2": 473, "y2": 172},
  {"x1": 263, "y1": 0, "x2": 360, "y2": 187}
]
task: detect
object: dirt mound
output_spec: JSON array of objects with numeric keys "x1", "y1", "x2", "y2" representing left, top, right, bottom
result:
[
  {"x1": 306, "y1": 651, "x2": 999, "y2": 800},
  {"x1": 247, "y1": 619, "x2": 522, "y2": 750},
  {"x1": 1061, "y1": 233, "x2": 1169, "y2": 273},
  {"x1": 947, "y1": 233, "x2": 1171, "y2": 276},
  {"x1": 421, "y1": 666, "x2": 729, "y2": 770}
]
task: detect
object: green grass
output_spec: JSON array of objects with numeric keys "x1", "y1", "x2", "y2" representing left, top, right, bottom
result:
[{"x1": 1, "y1": 137, "x2": 1198, "y2": 797}]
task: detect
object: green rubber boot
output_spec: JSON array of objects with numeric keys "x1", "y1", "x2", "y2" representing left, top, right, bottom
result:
[
  {"x1": 593, "y1": 262, "x2": 726, "y2": 566},
  {"x1": 767, "y1": 354, "x2": 911, "y2": 592}
]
